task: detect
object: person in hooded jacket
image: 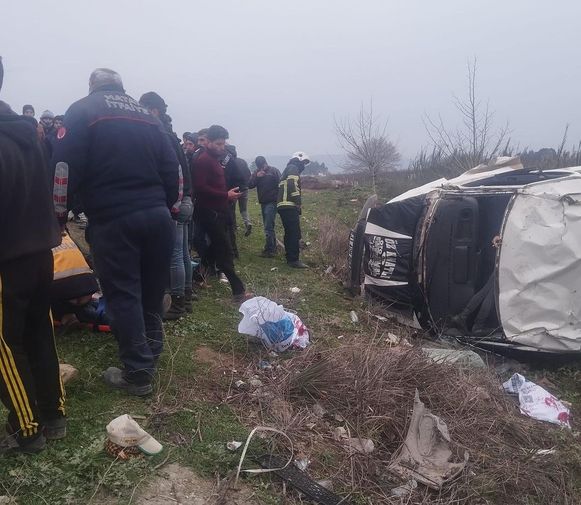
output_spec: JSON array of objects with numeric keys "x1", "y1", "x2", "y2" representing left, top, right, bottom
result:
[
  {"x1": 277, "y1": 152, "x2": 310, "y2": 268},
  {"x1": 139, "y1": 92, "x2": 196, "y2": 320},
  {"x1": 249, "y1": 156, "x2": 280, "y2": 257},
  {"x1": 223, "y1": 144, "x2": 251, "y2": 258},
  {"x1": 0, "y1": 56, "x2": 66, "y2": 454}
]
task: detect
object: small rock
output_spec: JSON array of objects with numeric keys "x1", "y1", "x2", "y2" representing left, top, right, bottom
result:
[
  {"x1": 350, "y1": 311, "x2": 359, "y2": 323},
  {"x1": 249, "y1": 378, "x2": 263, "y2": 388},
  {"x1": 59, "y1": 363, "x2": 79, "y2": 384},
  {"x1": 270, "y1": 267, "x2": 278, "y2": 271},
  {"x1": 312, "y1": 403, "x2": 326, "y2": 417},
  {"x1": 391, "y1": 479, "x2": 417, "y2": 497},
  {"x1": 226, "y1": 441, "x2": 242, "y2": 451},
  {"x1": 290, "y1": 287, "x2": 301, "y2": 294},
  {"x1": 344, "y1": 437, "x2": 375, "y2": 454},
  {"x1": 334, "y1": 427, "x2": 348, "y2": 441},
  {"x1": 258, "y1": 360, "x2": 273, "y2": 370}
]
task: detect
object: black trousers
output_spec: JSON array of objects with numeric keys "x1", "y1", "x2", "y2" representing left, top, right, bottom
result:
[
  {"x1": 0, "y1": 250, "x2": 65, "y2": 444},
  {"x1": 228, "y1": 201, "x2": 239, "y2": 257},
  {"x1": 87, "y1": 207, "x2": 174, "y2": 385},
  {"x1": 196, "y1": 207, "x2": 245, "y2": 295},
  {"x1": 278, "y1": 208, "x2": 301, "y2": 263}
]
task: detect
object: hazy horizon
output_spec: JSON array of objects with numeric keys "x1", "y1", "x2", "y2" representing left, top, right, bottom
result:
[{"x1": 2, "y1": 0, "x2": 581, "y2": 162}]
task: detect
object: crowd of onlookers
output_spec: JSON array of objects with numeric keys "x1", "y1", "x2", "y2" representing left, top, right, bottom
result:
[{"x1": 0, "y1": 59, "x2": 311, "y2": 454}]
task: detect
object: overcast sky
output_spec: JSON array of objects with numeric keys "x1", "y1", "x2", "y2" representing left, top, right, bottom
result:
[{"x1": 2, "y1": 0, "x2": 580, "y2": 164}]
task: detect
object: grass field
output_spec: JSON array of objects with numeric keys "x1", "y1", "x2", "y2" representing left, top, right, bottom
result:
[
  {"x1": 0, "y1": 187, "x2": 368, "y2": 504},
  {"x1": 0, "y1": 187, "x2": 580, "y2": 504}
]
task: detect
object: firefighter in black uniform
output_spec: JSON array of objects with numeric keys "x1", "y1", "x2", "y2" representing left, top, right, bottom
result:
[
  {"x1": 52, "y1": 68, "x2": 180, "y2": 397},
  {"x1": 277, "y1": 152, "x2": 310, "y2": 268},
  {"x1": 0, "y1": 56, "x2": 66, "y2": 454}
]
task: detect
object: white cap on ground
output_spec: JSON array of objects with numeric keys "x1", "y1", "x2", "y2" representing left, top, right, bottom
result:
[{"x1": 106, "y1": 414, "x2": 163, "y2": 455}]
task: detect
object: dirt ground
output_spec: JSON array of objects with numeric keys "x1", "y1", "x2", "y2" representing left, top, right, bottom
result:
[{"x1": 100, "y1": 463, "x2": 262, "y2": 505}]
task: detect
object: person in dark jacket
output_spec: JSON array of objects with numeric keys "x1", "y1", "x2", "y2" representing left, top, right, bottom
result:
[
  {"x1": 191, "y1": 125, "x2": 248, "y2": 301},
  {"x1": 0, "y1": 56, "x2": 66, "y2": 454},
  {"x1": 223, "y1": 144, "x2": 251, "y2": 257},
  {"x1": 249, "y1": 156, "x2": 280, "y2": 257},
  {"x1": 140, "y1": 91, "x2": 195, "y2": 320},
  {"x1": 22, "y1": 104, "x2": 35, "y2": 118},
  {"x1": 39, "y1": 109, "x2": 57, "y2": 157},
  {"x1": 277, "y1": 151, "x2": 310, "y2": 268},
  {"x1": 52, "y1": 68, "x2": 180, "y2": 396}
]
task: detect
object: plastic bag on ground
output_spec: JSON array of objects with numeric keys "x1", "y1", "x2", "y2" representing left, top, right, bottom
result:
[
  {"x1": 503, "y1": 373, "x2": 571, "y2": 428},
  {"x1": 238, "y1": 296, "x2": 310, "y2": 352}
]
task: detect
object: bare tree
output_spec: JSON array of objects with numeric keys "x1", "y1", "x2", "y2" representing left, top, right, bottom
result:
[
  {"x1": 335, "y1": 101, "x2": 401, "y2": 192},
  {"x1": 424, "y1": 59, "x2": 510, "y2": 176}
]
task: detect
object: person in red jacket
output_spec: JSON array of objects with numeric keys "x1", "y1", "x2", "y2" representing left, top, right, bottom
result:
[{"x1": 191, "y1": 125, "x2": 248, "y2": 301}]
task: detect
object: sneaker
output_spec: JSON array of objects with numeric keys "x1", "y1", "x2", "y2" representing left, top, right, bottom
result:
[
  {"x1": 288, "y1": 260, "x2": 308, "y2": 269},
  {"x1": 102, "y1": 367, "x2": 153, "y2": 397},
  {"x1": 1, "y1": 427, "x2": 46, "y2": 455},
  {"x1": 163, "y1": 295, "x2": 186, "y2": 321},
  {"x1": 44, "y1": 417, "x2": 67, "y2": 440},
  {"x1": 244, "y1": 224, "x2": 252, "y2": 237}
]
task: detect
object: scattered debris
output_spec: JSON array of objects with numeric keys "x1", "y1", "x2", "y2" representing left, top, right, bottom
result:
[
  {"x1": 227, "y1": 441, "x2": 242, "y2": 451},
  {"x1": 423, "y1": 347, "x2": 486, "y2": 368},
  {"x1": 333, "y1": 427, "x2": 348, "y2": 441},
  {"x1": 256, "y1": 454, "x2": 350, "y2": 505},
  {"x1": 59, "y1": 363, "x2": 79, "y2": 384},
  {"x1": 389, "y1": 390, "x2": 468, "y2": 489},
  {"x1": 294, "y1": 457, "x2": 310, "y2": 471},
  {"x1": 503, "y1": 373, "x2": 571, "y2": 428},
  {"x1": 372, "y1": 313, "x2": 388, "y2": 322},
  {"x1": 391, "y1": 479, "x2": 418, "y2": 497},
  {"x1": 349, "y1": 311, "x2": 359, "y2": 323},
  {"x1": 324, "y1": 265, "x2": 333, "y2": 274},
  {"x1": 249, "y1": 378, "x2": 264, "y2": 389},
  {"x1": 270, "y1": 267, "x2": 278, "y2": 271},
  {"x1": 258, "y1": 360, "x2": 273, "y2": 370},
  {"x1": 350, "y1": 198, "x2": 358, "y2": 202},
  {"x1": 317, "y1": 479, "x2": 334, "y2": 491},
  {"x1": 235, "y1": 380, "x2": 246, "y2": 388},
  {"x1": 238, "y1": 296, "x2": 310, "y2": 352},
  {"x1": 290, "y1": 287, "x2": 301, "y2": 294},
  {"x1": 385, "y1": 332, "x2": 400, "y2": 345},
  {"x1": 337, "y1": 335, "x2": 344, "y2": 339},
  {"x1": 312, "y1": 403, "x2": 326, "y2": 417},
  {"x1": 344, "y1": 437, "x2": 375, "y2": 454}
]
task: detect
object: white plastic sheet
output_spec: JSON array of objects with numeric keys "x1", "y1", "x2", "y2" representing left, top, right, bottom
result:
[
  {"x1": 238, "y1": 296, "x2": 310, "y2": 352},
  {"x1": 503, "y1": 373, "x2": 571, "y2": 428}
]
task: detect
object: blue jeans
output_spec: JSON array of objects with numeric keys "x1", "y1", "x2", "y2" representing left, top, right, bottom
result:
[
  {"x1": 261, "y1": 202, "x2": 277, "y2": 254},
  {"x1": 170, "y1": 197, "x2": 193, "y2": 295}
]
